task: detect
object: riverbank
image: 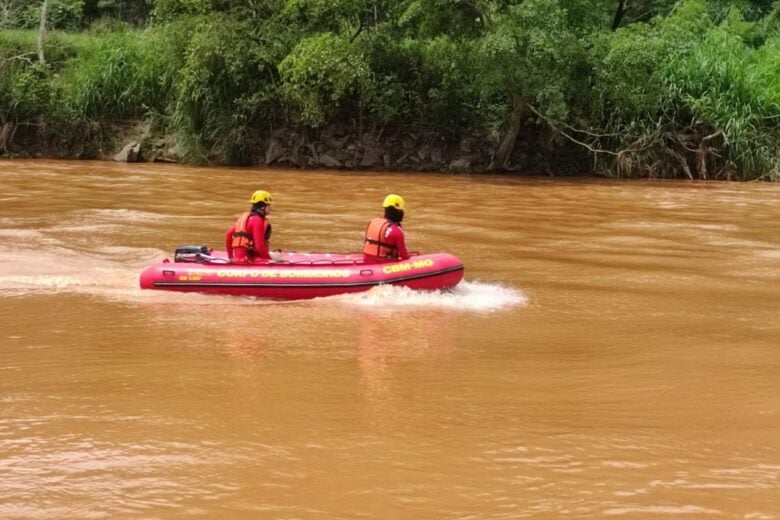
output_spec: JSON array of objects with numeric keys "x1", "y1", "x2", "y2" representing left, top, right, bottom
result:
[
  {"x1": 10, "y1": 123, "x2": 780, "y2": 180},
  {"x1": 4, "y1": 120, "x2": 590, "y2": 176}
]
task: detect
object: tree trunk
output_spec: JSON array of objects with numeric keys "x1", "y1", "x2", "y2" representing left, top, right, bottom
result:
[
  {"x1": 476, "y1": 0, "x2": 498, "y2": 29},
  {"x1": 489, "y1": 94, "x2": 528, "y2": 171},
  {"x1": 0, "y1": 122, "x2": 15, "y2": 153},
  {"x1": 611, "y1": 0, "x2": 626, "y2": 31},
  {"x1": 37, "y1": 0, "x2": 49, "y2": 64},
  {"x1": 358, "y1": 98, "x2": 364, "y2": 142}
]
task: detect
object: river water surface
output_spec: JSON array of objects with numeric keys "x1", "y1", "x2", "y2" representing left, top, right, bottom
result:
[{"x1": 1, "y1": 160, "x2": 779, "y2": 519}]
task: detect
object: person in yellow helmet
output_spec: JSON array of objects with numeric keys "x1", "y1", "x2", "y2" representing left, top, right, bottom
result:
[
  {"x1": 225, "y1": 190, "x2": 273, "y2": 263},
  {"x1": 363, "y1": 194, "x2": 410, "y2": 262}
]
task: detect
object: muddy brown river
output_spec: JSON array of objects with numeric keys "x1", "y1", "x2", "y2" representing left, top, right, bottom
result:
[{"x1": 1, "y1": 159, "x2": 779, "y2": 518}]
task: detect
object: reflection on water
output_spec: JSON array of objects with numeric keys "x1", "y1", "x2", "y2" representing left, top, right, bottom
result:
[
  {"x1": 0, "y1": 159, "x2": 779, "y2": 519},
  {"x1": 355, "y1": 308, "x2": 457, "y2": 427}
]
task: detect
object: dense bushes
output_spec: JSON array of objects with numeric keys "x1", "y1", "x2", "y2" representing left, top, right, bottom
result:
[
  {"x1": 585, "y1": 0, "x2": 780, "y2": 179},
  {"x1": 171, "y1": 14, "x2": 293, "y2": 163},
  {"x1": 1, "y1": 0, "x2": 779, "y2": 179}
]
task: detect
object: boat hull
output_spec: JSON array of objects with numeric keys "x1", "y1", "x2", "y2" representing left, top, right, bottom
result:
[{"x1": 139, "y1": 251, "x2": 464, "y2": 300}]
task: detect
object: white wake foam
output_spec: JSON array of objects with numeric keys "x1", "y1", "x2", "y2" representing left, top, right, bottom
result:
[{"x1": 335, "y1": 280, "x2": 527, "y2": 312}]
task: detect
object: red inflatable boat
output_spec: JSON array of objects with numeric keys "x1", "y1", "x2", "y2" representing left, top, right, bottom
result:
[{"x1": 139, "y1": 246, "x2": 464, "y2": 300}]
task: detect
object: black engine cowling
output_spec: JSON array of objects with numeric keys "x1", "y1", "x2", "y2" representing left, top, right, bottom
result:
[{"x1": 174, "y1": 245, "x2": 210, "y2": 263}]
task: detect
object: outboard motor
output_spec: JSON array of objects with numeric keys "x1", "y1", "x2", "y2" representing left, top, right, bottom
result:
[{"x1": 174, "y1": 245, "x2": 211, "y2": 263}]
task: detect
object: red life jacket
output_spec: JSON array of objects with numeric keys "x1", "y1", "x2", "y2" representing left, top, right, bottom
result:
[
  {"x1": 363, "y1": 218, "x2": 397, "y2": 258},
  {"x1": 231, "y1": 212, "x2": 270, "y2": 255}
]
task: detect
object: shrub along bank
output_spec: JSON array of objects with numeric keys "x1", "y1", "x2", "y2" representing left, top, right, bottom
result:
[{"x1": 1, "y1": 0, "x2": 779, "y2": 180}]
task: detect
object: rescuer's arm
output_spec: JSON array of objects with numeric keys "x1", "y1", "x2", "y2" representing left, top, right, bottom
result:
[
  {"x1": 391, "y1": 225, "x2": 410, "y2": 260},
  {"x1": 225, "y1": 225, "x2": 235, "y2": 259},
  {"x1": 251, "y1": 217, "x2": 270, "y2": 260}
]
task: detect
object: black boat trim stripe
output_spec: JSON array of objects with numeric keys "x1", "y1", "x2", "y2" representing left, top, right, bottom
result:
[{"x1": 153, "y1": 265, "x2": 464, "y2": 290}]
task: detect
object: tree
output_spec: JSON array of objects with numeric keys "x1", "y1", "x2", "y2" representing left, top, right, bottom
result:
[
  {"x1": 37, "y1": 0, "x2": 49, "y2": 63},
  {"x1": 279, "y1": 31, "x2": 372, "y2": 127},
  {"x1": 0, "y1": 0, "x2": 19, "y2": 27},
  {"x1": 475, "y1": 0, "x2": 578, "y2": 169}
]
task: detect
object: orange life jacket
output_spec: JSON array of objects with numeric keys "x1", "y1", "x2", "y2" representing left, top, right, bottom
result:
[
  {"x1": 231, "y1": 212, "x2": 270, "y2": 254},
  {"x1": 363, "y1": 218, "x2": 397, "y2": 258}
]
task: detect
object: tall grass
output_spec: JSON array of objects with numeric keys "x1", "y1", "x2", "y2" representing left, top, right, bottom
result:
[
  {"x1": 665, "y1": 30, "x2": 780, "y2": 178},
  {"x1": 1, "y1": 27, "x2": 180, "y2": 156},
  {"x1": 54, "y1": 29, "x2": 178, "y2": 122},
  {"x1": 585, "y1": 0, "x2": 780, "y2": 180}
]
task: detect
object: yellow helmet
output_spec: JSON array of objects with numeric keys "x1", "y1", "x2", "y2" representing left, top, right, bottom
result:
[
  {"x1": 249, "y1": 190, "x2": 272, "y2": 205},
  {"x1": 383, "y1": 194, "x2": 405, "y2": 211}
]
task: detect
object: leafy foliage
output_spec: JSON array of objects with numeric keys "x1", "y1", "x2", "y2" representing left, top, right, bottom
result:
[
  {"x1": 477, "y1": 0, "x2": 579, "y2": 120},
  {"x1": 172, "y1": 14, "x2": 290, "y2": 162},
  {"x1": 1, "y1": 0, "x2": 779, "y2": 177},
  {"x1": 280, "y1": 32, "x2": 371, "y2": 127}
]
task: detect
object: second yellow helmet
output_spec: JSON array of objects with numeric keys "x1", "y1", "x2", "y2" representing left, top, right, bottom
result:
[
  {"x1": 383, "y1": 194, "x2": 405, "y2": 211},
  {"x1": 249, "y1": 190, "x2": 272, "y2": 205}
]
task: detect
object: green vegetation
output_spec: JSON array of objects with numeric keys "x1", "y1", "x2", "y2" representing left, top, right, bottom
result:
[{"x1": 1, "y1": 0, "x2": 779, "y2": 179}]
